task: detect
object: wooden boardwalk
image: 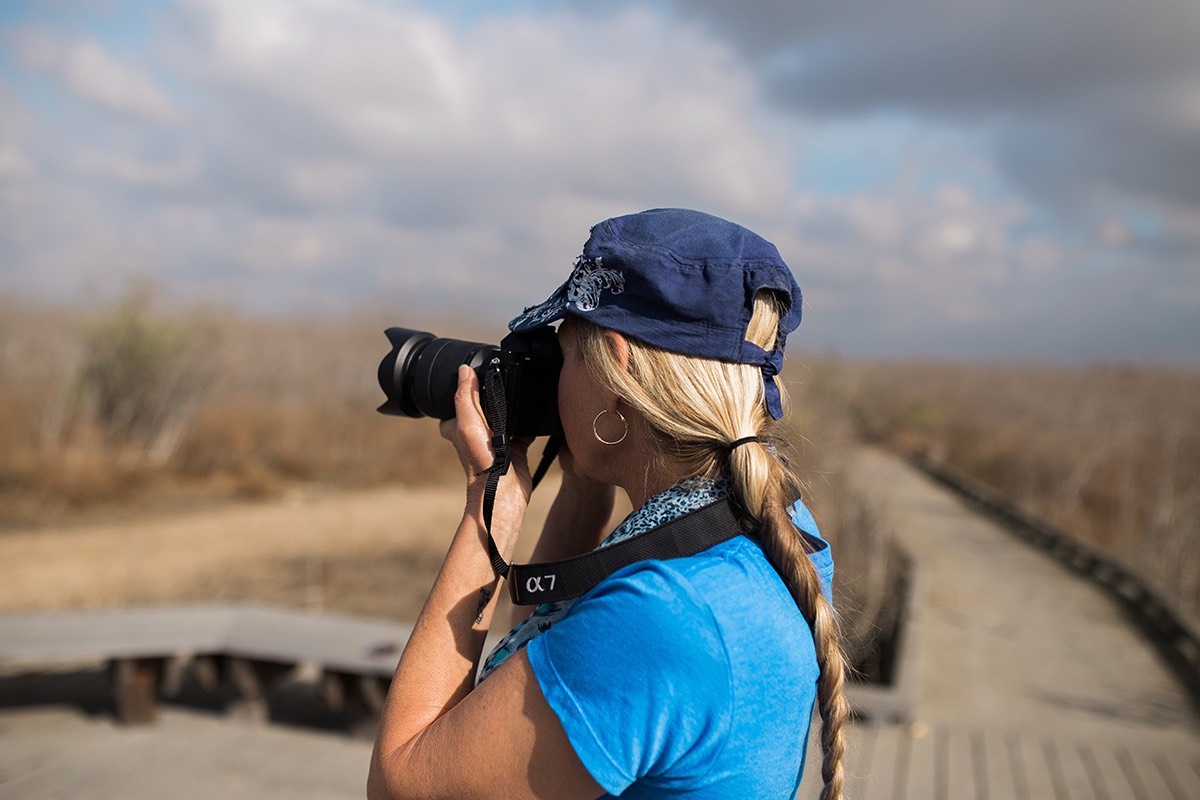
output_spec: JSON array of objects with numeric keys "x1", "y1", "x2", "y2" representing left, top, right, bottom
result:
[
  {"x1": 795, "y1": 722, "x2": 1200, "y2": 800},
  {"x1": 802, "y1": 447, "x2": 1200, "y2": 800},
  {"x1": 0, "y1": 447, "x2": 1197, "y2": 799},
  {"x1": 0, "y1": 606, "x2": 413, "y2": 724}
]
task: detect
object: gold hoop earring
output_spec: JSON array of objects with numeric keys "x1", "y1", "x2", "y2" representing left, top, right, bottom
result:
[{"x1": 593, "y1": 409, "x2": 628, "y2": 446}]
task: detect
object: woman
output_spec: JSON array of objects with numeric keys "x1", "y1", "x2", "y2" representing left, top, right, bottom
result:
[{"x1": 368, "y1": 208, "x2": 849, "y2": 800}]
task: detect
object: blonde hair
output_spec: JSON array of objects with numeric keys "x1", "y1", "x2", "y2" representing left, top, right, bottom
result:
[{"x1": 573, "y1": 292, "x2": 849, "y2": 800}]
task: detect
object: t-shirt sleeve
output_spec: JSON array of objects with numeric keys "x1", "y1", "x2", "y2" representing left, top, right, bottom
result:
[
  {"x1": 525, "y1": 561, "x2": 733, "y2": 795},
  {"x1": 790, "y1": 498, "x2": 835, "y2": 604}
]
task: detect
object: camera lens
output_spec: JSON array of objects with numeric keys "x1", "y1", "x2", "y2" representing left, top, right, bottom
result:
[{"x1": 377, "y1": 328, "x2": 496, "y2": 420}]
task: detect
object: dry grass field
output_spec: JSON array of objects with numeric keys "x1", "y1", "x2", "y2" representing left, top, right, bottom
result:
[
  {"x1": 0, "y1": 295, "x2": 570, "y2": 627},
  {"x1": 0, "y1": 293, "x2": 894, "y2": 671},
  {"x1": 4, "y1": 292, "x2": 1192, "y2": 658},
  {"x1": 0, "y1": 295, "x2": 464, "y2": 528}
]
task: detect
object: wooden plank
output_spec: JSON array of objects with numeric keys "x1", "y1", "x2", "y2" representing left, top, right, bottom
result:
[
  {"x1": 224, "y1": 607, "x2": 412, "y2": 676},
  {"x1": 1118, "y1": 744, "x2": 1184, "y2": 800},
  {"x1": 1151, "y1": 749, "x2": 1200, "y2": 800},
  {"x1": 1006, "y1": 732, "x2": 1031, "y2": 800},
  {"x1": 1115, "y1": 744, "x2": 1153, "y2": 800},
  {"x1": 1086, "y1": 739, "x2": 1140, "y2": 800},
  {"x1": 223, "y1": 657, "x2": 292, "y2": 722},
  {"x1": 932, "y1": 725, "x2": 951, "y2": 800},
  {"x1": 795, "y1": 721, "x2": 825, "y2": 800},
  {"x1": 0, "y1": 608, "x2": 234, "y2": 665},
  {"x1": 1015, "y1": 735, "x2": 1063, "y2": 800},
  {"x1": 0, "y1": 606, "x2": 414, "y2": 678},
  {"x1": 1154, "y1": 748, "x2": 1200, "y2": 800},
  {"x1": 944, "y1": 725, "x2": 980, "y2": 800},
  {"x1": 873, "y1": 723, "x2": 911, "y2": 800},
  {"x1": 967, "y1": 730, "x2": 992, "y2": 800},
  {"x1": 159, "y1": 654, "x2": 190, "y2": 697},
  {"x1": 110, "y1": 657, "x2": 163, "y2": 725},
  {"x1": 901, "y1": 723, "x2": 939, "y2": 800},
  {"x1": 319, "y1": 669, "x2": 380, "y2": 724},
  {"x1": 1042, "y1": 737, "x2": 1093, "y2": 800},
  {"x1": 841, "y1": 723, "x2": 878, "y2": 800},
  {"x1": 190, "y1": 655, "x2": 221, "y2": 692},
  {"x1": 891, "y1": 727, "x2": 914, "y2": 800},
  {"x1": 979, "y1": 728, "x2": 1019, "y2": 800},
  {"x1": 1074, "y1": 740, "x2": 1114, "y2": 800},
  {"x1": 320, "y1": 670, "x2": 351, "y2": 713},
  {"x1": 358, "y1": 674, "x2": 389, "y2": 715}
]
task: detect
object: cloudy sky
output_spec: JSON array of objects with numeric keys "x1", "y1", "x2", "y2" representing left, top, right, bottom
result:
[{"x1": 1, "y1": 0, "x2": 1197, "y2": 361}]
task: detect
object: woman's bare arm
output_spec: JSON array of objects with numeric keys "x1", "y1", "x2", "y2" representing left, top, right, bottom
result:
[{"x1": 367, "y1": 366, "x2": 602, "y2": 800}]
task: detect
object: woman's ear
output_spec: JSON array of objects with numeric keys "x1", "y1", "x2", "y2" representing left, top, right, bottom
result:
[{"x1": 603, "y1": 330, "x2": 631, "y2": 373}]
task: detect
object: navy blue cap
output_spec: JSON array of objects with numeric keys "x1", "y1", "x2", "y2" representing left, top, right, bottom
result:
[{"x1": 509, "y1": 208, "x2": 802, "y2": 419}]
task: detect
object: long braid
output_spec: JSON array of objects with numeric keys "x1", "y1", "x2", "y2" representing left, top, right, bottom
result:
[
  {"x1": 741, "y1": 454, "x2": 849, "y2": 800},
  {"x1": 574, "y1": 290, "x2": 850, "y2": 800}
]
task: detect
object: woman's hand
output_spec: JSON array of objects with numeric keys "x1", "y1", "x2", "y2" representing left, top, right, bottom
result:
[
  {"x1": 553, "y1": 445, "x2": 616, "y2": 540},
  {"x1": 439, "y1": 365, "x2": 532, "y2": 560},
  {"x1": 509, "y1": 442, "x2": 617, "y2": 627}
]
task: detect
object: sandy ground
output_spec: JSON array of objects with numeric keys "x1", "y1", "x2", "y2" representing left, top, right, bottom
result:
[{"x1": 0, "y1": 475, "x2": 630, "y2": 624}]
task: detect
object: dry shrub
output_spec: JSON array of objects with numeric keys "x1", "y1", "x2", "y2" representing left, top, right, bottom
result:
[
  {"x1": 0, "y1": 392, "x2": 44, "y2": 470},
  {"x1": 77, "y1": 282, "x2": 219, "y2": 464},
  {"x1": 0, "y1": 301, "x2": 473, "y2": 525}
]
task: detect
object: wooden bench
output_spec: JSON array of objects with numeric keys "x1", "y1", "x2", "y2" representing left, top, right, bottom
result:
[{"x1": 0, "y1": 605, "x2": 413, "y2": 725}]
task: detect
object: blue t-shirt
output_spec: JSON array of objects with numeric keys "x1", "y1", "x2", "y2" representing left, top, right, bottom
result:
[{"x1": 527, "y1": 500, "x2": 833, "y2": 799}]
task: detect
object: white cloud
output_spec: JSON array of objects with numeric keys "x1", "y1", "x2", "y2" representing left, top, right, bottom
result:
[
  {"x1": 1, "y1": 0, "x2": 1196, "y2": 360},
  {"x1": 155, "y1": 1, "x2": 797, "y2": 289},
  {"x1": 10, "y1": 29, "x2": 180, "y2": 125},
  {"x1": 2, "y1": 2, "x2": 800, "y2": 315},
  {"x1": 0, "y1": 146, "x2": 34, "y2": 179},
  {"x1": 1098, "y1": 219, "x2": 1131, "y2": 249},
  {"x1": 165, "y1": 1, "x2": 790, "y2": 214},
  {"x1": 0, "y1": 82, "x2": 36, "y2": 180},
  {"x1": 932, "y1": 222, "x2": 977, "y2": 257}
]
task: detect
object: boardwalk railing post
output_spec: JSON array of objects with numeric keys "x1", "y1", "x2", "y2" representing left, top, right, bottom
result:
[{"x1": 110, "y1": 657, "x2": 164, "y2": 725}]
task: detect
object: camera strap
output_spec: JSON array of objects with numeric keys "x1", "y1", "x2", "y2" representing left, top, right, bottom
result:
[
  {"x1": 475, "y1": 360, "x2": 746, "y2": 606},
  {"x1": 478, "y1": 359, "x2": 516, "y2": 578},
  {"x1": 506, "y1": 497, "x2": 743, "y2": 605}
]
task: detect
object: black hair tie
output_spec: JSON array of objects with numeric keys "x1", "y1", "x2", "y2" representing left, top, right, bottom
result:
[{"x1": 727, "y1": 436, "x2": 763, "y2": 453}]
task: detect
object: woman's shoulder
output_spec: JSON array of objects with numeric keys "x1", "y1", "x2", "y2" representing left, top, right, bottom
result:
[
  {"x1": 549, "y1": 549, "x2": 750, "y2": 677},
  {"x1": 596, "y1": 535, "x2": 762, "y2": 599},
  {"x1": 588, "y1": 536, "x2": 802, "y2": 642}
]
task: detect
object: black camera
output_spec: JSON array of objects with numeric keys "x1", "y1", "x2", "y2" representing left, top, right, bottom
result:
[{"x1": 377, "y1": 326, "x2": 563, "y2": 438}]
